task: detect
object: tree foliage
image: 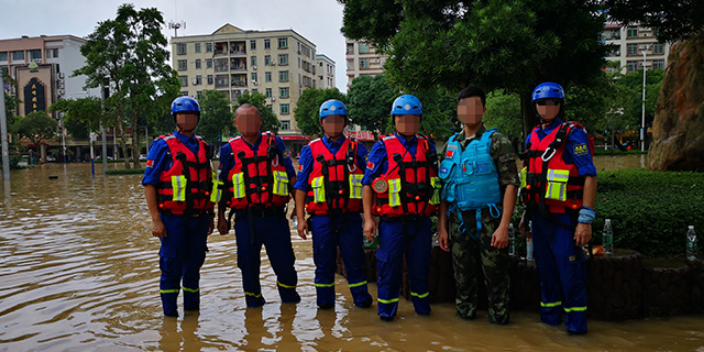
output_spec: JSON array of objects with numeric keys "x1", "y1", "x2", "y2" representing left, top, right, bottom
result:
[
  {"x1": 196, "y1": 90, "x2": 235, "y2": 147},
  {"x1": 347, "y1": 75, "x2": 398, "y2": 138},
  {"x1": 49, "y1": 97, "x2": 115, "y2": 139},
  {"x1": 232, "y1": 92, "x2": 280, "y2": 135},
  {"x1": 603, "y1": 0, "x2": 704, "y2": 42},
  {"x1": 294, "y1": 88, "x2": 347, "y2": 137},
  {"x1": 483, "y1": 90, "x2": 522, "y2": 142},
  {"x1": 12, "y1": 111, "x2": 57, "y2": 147}
]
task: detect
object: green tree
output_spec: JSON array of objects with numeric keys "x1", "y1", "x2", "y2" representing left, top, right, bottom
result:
[
  {"x1": 483, "y1": 90, "x2": 522, "y2": 143},
  {"x1": 233, "y1": 92, "x2": 280, "y2": 134},
  {"x1": 12, "y1": 111, "x2": 57, "y2": 147},
  {"x1": 49, "y1": 97, "x2": 114, "y2": 139},
  {"x1": 2, "y1": 70, "x2": 20, "y2": 125},
  {"x1": 347, "y1": 75, "x2": 397, "y2": 138},
  {"x1": 613, "y1": 69, "x2": 663, "y2": 131},
  {"x1": 603, "y1": 0, "x2": 703, "y2": 43},
  {"x1": 294, "y1": 88, "x2": 347, "y2": 137},
  {"x1": 340, "y1": 0, "x2": 608, "y2": 139},
  {"x1": 196, "y1": 90, "x2": 235, "y2": 147}
]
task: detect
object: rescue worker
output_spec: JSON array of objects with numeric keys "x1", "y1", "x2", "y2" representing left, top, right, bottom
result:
[
  {"x1": 437, "y1": 86, "x2": 519, "y2": 324},
  {"x1": 216, "y1": 103, "x2": 300, "y2": 308},
  {"x1": 519, "y1": 82, "x2": 597, "y2": 335},
  {"x1": 143, "y1": 96, "x2": 215, "y2": 317},
  {"x1": 362, "y1": 94, "x2": 442, "y2": 321},
  {"x1": 294, "y1": 99, "x2": 373, "y2": 310}
]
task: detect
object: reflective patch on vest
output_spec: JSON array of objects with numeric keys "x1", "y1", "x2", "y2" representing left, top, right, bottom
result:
[
  {"x1": 573, "y1": 143, "x2": 588, "y2": 156},
  {"x1": 171, "y1": 175, "x2": 187, "y2": 202},
  {"x1": 429, "y1": 177, "x2": 441, "y2": 205},
  {"x1": 210, "y1": 180, "x2": 223, "y2": 203},
  {"x1": 312, "y1": 176, "x2": 325, "y2": 203},
  {"x1": 388, "y1": 178, "x2": 401, "y2": 207},
  {"x1": 349, "y1": 174, "x2": 363, "y2": 199},
  {"x1": 520, "y1": 166, "x2": 527, "y2": 189},
  {"x1": 545, "y1": 169, "x2": 570, "y2": 201},
  {"x1": 233, "y1": 173, "x2": 246, "y2": 199},
  {"x1": 272, "y1": 171, "x2": 289, "y2": 196}
]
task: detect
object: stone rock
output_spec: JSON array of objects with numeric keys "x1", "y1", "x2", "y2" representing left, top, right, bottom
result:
[{"x1": 649, "y1": 33, "x2": 704, "y2": 171}]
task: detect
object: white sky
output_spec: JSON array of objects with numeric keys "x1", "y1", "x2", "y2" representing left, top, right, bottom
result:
[{"x1": 0, "y1": 0, "x2": 350, "y2": 91}]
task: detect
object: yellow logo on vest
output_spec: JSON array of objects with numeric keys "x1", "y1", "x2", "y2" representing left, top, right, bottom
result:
[{"x1": 573, "y1": 143, "x2": 588, "y2": 156}]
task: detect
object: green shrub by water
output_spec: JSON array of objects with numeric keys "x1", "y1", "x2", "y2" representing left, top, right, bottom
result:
[{"x1": 106, "y1": 168, "x2": 146, "y2": 175}]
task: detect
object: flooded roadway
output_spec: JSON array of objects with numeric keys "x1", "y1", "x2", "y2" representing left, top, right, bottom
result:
[{"x1": 1, "y1": 160, "x2": 703, "y2": 352}]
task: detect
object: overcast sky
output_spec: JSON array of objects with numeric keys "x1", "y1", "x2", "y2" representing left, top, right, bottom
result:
[{"x1": 0, "y1": 0, "x2": 350, "y2": 91}]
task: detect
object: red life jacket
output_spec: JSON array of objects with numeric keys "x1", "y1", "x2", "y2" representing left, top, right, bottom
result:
[
  {"x1": 305, "y1": 137, "x2": 364, "y2": 215},
  {"x1": 156, "y1": 134, "x2": 213, "y2": 215},
  {"x1": 227, "y1": 132, "x2": 290, "y2": 210},
  {"x1": 524, "y1": 122, "x2": 591, "y2": 214},
  {"x1": 372, "y1": 134, "x2": 440, "y2": 218}
]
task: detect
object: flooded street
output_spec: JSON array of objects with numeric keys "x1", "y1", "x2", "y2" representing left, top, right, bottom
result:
[{"x1": 1, "y1": 162, "x2": 703, "y2": 352}]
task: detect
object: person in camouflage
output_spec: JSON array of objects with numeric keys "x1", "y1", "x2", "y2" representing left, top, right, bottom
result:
[{"x1": 437, "y1": 86, "x2": 519, "y2": 324}]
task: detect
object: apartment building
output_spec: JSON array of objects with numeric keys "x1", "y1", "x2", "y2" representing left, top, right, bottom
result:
[
  {"x1": 171, "y1": 23, "x2": 322, "y2": 152},
  {"x1": 345, "y1": 38, "x2": 386, "y2": 87},
  {"x1": 315, "y1": 54, "x2": 336, "y2": 89},
  {"x1": 602, "y1": 22, "x2": 672, "y2": 74}
]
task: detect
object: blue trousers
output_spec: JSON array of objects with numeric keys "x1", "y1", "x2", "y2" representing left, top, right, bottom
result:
[
  {"x1": 376, "y1": 217, "x2": 432, "y2": 318},
  {"x1": 159, "y1": 213, "x2": 209, "y2": 317},
  {"x1": 531, "y1": 212, "x2": 588, "y2": 334},
  {"x1": 234, "y1": 212, "x2": 299, "y2": 308},
  {"x1": 311, "y1": 213, "x2": 372, "y2": 308}
]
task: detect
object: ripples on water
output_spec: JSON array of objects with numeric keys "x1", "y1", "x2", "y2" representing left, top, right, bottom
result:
[{"x1": 0, "y1": 164, "x2": 703, "y2": 352}]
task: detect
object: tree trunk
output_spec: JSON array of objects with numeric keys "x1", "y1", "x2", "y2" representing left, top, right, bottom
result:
[
  {"x1": 520, "y1": 92, "x2": 540, "y2": 143},
  {"x1": 132, "y1": 107, "x2": 141, "y2": 169},
  {"x1": 116, "y1": 103, "x2": 130, "y2": 169}
]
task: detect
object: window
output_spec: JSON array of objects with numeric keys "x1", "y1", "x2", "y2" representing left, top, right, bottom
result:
[
  {"x1": 207, "y1": 75, "x2": 214, "y2": 85},
  {"x1": 607, "y1": 48, "x2": 621, "y2": 57},
  {"x1": 278, "y1": 37, "x2": 288, "y2": 49},
  {"x1": 178, "y1": 59, "x2": 188, "y2": 71},
  {"x1": 197, "y1": 91, "x2": 203, "y2": 100},
  {"x1": 359, "y1": 42, "x2": 369, "y2": 53},
  {"x1": 265, "y1": 72, "x2": 272, "y2": 82},
  {"x1": 627, "y1": 26, "x2": 638, "y2": 38},
  {"x1": 278, "y1": 54, "x2": 288, "y2": 66},
  {"x1": 0, "y1": 52, "x2": 7, "y2": 61},
  {"x1": 206, "y1": 58, "x2": 212, "y2": 69},
  {"x1": 179, "y1": 91, "x2": 188, "y2": 97},
  {"x1": 319, "y1": 62, "x2": 323, "y2": 67},
  {"x1": 264, "y1": 39, "x2": 271, "y2": 50},
  {"x1": 179, "y1": 75, "x2": 188, "y2": 87},
  {"x1": 177, "y1": 43, "x2": 187, "y2": 55},
  {"x1": 281, "y1": 120, "x2": 290, "y2": 131},
  {"x1": 195, "y1": 59, "x2": 202, "y2": 69},
  {"x1": 265, "y1": 88, "x2": 272, "y2": 98},
  {"x1": 652, "y1": 59, "x2": 665, "y2": 70},
  {"x1": 45, "y1": 48, "x2": 59, "y2": 59},
  {"x1": 251, "y1": 56, "x2": 258, "y2": 67},
  {"x1": 347, "y1": 59, "x2": 354, "y2": 69},
  {"x1": 627, "y1": 60, "x2": 639, "y2": 73},
  {"x1": 215, "y1": 75, "x2": 229, "y2": 88},
  {"x1": 250, "y1": 40, "x2": 257, "y2": 50},
  {"x1": 252, "y1": 89, "x2": 258, "y2": 94},
  {"x1": 653, "y1": 43, "x2": 664, "y2": 54},
  {"x1": 195, "y1": 43, "x2": 201, "y2": 53},
  {"x1": 280, "y1": 87, "x2": 289, "y2": 98},
  {"x1": 653, "y1": 27, "x2": 660, "y2": 37},
  {"x1": 359, "y1": 58, "x2": 369, "y2": 69},
  {"x1": 279, "y1": 70, "x2": 289, "y2": 82},
  {"x1": 251, "y1": 72, "x2": 258, "y2": 83},
  {"x1": 214, "y1": 58, "x2": 228, "y2": 72},
  {"x1": 346, "y1": 43, "x2": 354, "y2": 54},
  {"x1": 627, "y1": 43, "x2": 638, "y2": 56},
  {"x1": 12, "y1": 51, "x2": 24, "y2": 61},
  {"x1": 280, "y1": 103, "x2": 290, "y2": 115},
  {"x1": 265, "y1": 55, "x2": 272, "y2": 65},
  {"x1": 195, "y1": 75, "x2": 202, "y2": 85},
  {"x1": 206, "y1": 42, "x2": 213, "y2": 53}
]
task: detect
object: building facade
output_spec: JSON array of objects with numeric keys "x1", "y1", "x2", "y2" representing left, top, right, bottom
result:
[
  {"x1": 602, "y1": 22, "x2": 672, "y2": 74},
  {"x1": 171, "y1": 24, "x2": 323, "y2": 152},
  {"x1": 345, "y1": 38, "x2": 386, "y2": 87},
  {"x1": 315, "y1": 54, "x2": 336, "y2": 89}
]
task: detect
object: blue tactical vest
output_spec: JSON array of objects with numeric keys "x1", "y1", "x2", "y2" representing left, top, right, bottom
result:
[{"x1": 439, "y1": 128, "x2": 502, "y2": 240}]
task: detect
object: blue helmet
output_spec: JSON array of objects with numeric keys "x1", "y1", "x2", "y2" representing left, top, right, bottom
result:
[
  {"x1": 171, "y1": 96, "x2": 201, "y2": 117},
  {"x1": 531, "y1": 82, "x2": 565, "y2": 102},
  {"x1": 319, "y1": 99, "x2": 347, "y2": 120},
  {"x1": 391, "y1": 94, "x2": 422, "y2": 116}
]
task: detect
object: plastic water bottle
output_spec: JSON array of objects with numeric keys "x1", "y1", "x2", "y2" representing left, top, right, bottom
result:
[
  {"x1": 526, "y1": 221, "x2": 534, "y2": 261},
  {"x1": 432, "y1": 232, "x2": 440, "y2": 248},
  {"x1": 508, "y1": 224, "x2": 516, "y2": 256},
  {"x1": 603, "y1": 219, "x2": 614, "y2": 255},
  {"x1": 687, "y1": 225, "x2": 698, "y2": 261}
]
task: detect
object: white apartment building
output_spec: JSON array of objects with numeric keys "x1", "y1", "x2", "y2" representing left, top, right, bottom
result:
[
  {"x1": 602, "y1": 22, "x2": 672, "y2": 74},
  {"x1": 345, "y1": 38, "x2": 386, "y2": 87},
  {"x1": 315, "y1": 54, "x2": 336, "y2": 89}
]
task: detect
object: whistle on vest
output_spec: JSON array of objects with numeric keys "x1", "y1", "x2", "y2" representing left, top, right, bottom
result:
[{"x1": 372, "y1": 177, "x2": 388, "y2": 194}]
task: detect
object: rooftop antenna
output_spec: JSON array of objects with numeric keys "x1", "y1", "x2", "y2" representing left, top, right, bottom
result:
[{"x1": 168, "y1": 0, "x2": 185, "y2": 37}]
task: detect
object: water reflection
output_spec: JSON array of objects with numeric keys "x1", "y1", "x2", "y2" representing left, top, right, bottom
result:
[{"x1": 0, "y1": 163, "x2": 702, "y2": 352}]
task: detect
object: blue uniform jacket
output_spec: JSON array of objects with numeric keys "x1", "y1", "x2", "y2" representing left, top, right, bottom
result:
[{"x1": 293, "y1": 135, "x2": 368, "y2": 192}]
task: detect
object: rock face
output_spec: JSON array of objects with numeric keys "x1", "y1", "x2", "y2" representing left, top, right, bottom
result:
[{"x1": 649, "y1": 33, "x2": 704, "y2": 171}]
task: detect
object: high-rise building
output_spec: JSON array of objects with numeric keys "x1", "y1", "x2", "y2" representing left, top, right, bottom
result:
[
  {"x1": 345, "y1": 38, "x2": 386, "y2": 87},
  {"x1": 602, "y1": 22, "x2": 672, "y2": 74},
  {"x1": 315, "y1": 54, "x2": 336, "y2": 89},
  {"x1": 0, "y1": 35, "x2": 98, "y2": 117},
  {"x1": 171, "y1": 23, "x2": 324, "y2": 153}
]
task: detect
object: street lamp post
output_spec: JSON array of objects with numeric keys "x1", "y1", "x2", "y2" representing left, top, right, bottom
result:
[{"x1": 640, "y1": 44, "x2": 651, "y2": 152}]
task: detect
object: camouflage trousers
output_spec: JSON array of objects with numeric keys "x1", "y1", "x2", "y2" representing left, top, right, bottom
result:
[{"x1": 449, "y1": 207, "x2": 510, "y2": 324}]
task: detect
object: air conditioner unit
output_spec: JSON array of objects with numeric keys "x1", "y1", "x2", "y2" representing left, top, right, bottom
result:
[
  {"x1": 271, "y1": 60, "x2": 276, "y2": 66},
  {"x1": 192, "y1": 80, "x2": 198, "y2": 85},
  {"x1": 252, "y1": 81, "x2": 258, "y2": 86},
  {"x1": 271, "y1": 97, "x2": 275, "y2": 101},
  {"x1": 252, "y1": 65, "x2": 257, "y2": 70}
]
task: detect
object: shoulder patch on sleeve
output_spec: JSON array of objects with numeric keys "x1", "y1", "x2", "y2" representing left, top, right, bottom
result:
[
  {"x1": 573, "y1": 143, "x2": 588, "y2": 156},
  {"x1": 367, "y1": 161, "x2": 375, "y2": 170},
  {"x1": 146, "y1": 159, "x2": 154, "y2": 168}
]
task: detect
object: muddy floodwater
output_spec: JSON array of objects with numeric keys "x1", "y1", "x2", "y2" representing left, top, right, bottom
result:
[{"x1": 1, "y1": 160, "x2": 703, "y2": 352}]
